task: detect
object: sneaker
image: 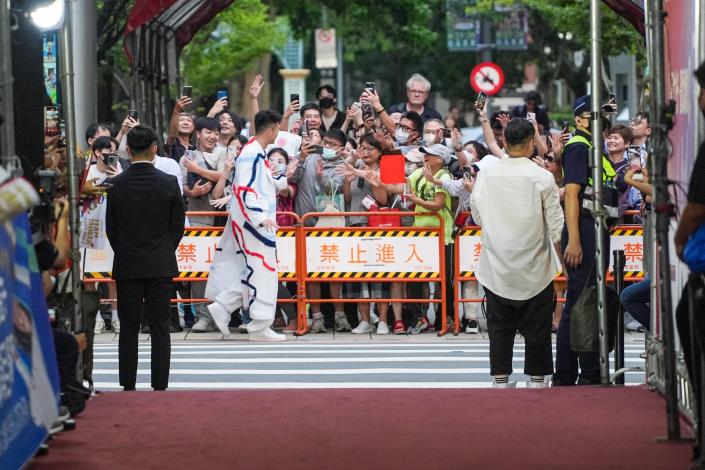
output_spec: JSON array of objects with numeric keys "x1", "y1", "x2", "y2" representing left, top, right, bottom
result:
[
  {"x1": 392, "y1": 320, "x2": 406, "y2": 335},
  {"x1": 238, "y1": 322, "x2": 250, "y2": 334},
  {"x1": 190, "y1": 317, "x2": 216, "y2": 333},
  {"x1": 208, "y1": 302, "x2": 231, "y2": 337},
  {"x1": 376, "y1": 321, "x2": 389, "y2": 335},
  {"x1": 370, "y1": 311, "x2": 380, "y2": 325},
  {"x1": 407, "y1": 317, "x2": 429, "y2": 335},
  {"x1": 111, "y1": 319, "x2": 120, "y2": 334},
  {"x1": 94, "y1": 317, "x2": 105, "y2": 335},
  {"x1": 352, "y1": 320, "x2": 373, "y2": 334},
  {"x1": 248, "y1": 326, "x2": 286, "y2": 342},
  {"x1": 625, "y1": 320, "x2": 643, "y2": 332},
  {"x1": 311, "y1": 316, "x2": 327, "y2": 333},
  {"x1": 465, "y1": 319, "x2": 479, "y2": 334},
  {"x1": 334, "y1": 312, "x2": 352, "y2": 332},
  {"x1": 493, "y1": 381, "x2": 517, "y2": 389},
  {"x1": 527, "y1": 380, "x2": 548, "y2": 389}
]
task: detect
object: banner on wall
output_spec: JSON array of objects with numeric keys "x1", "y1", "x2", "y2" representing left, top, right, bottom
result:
[{"x1": 0, "y1": 215, "x2": 60, "y2": 470}]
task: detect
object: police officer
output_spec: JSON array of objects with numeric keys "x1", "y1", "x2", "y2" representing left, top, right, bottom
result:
[{"x1": 553, "y1": 95, "x2": 612, "y2": 386}]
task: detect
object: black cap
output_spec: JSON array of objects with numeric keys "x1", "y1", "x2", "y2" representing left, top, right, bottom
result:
[
  {"x1": 315, "y1": 85, "x2": 336, "y2": 98},
  {"x1": 573, "y1": 95, "x2": 591, "y2": 116}
]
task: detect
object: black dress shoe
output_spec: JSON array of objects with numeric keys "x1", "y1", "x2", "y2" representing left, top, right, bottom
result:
[
  {"x1": 123, "y1": 386, "x2": 136, "y2": 391},
  {"x1": 169, "y1": 324, "x2": 183, "y2": 333},
  {"x1": 140, "y1": 326, "x2": 150, "y2": 334},
  {"x1": 153, "y1": 387, "x2": 167, "y2": 391}
]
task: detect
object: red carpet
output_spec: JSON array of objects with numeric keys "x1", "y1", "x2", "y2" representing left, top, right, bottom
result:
[{"x1": 29, "y1": 387, "x2": 691, "y2": 470}]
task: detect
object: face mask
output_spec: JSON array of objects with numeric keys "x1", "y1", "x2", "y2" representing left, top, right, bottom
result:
[
  {"x1": 277, "y1": 163, "x2": 287, "y2": 174},
  {"x1": 423, "y1": 133, "x2": 437, "y2": 146},
  {"x1": 319, "y1": 97, "x2": 335, "y2": 109},
  {"x1": 395, "y1": 129, "x2": 410, "y2": 145},
  {"x1": 463, "y1": 149, "x2": 473, "y2": 162},
  {"x1": 321, "y1": 147, "x2": 338, "y2": 160}
]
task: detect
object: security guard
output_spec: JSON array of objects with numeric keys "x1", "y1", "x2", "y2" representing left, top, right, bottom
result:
[{"x1": 553, "y1": 95, "x2": 612, "y2": 386}]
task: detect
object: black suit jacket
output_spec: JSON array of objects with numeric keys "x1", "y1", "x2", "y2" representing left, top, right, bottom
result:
[{"x1": 106, "y1": 162, "x2": 185, "y2": 280}]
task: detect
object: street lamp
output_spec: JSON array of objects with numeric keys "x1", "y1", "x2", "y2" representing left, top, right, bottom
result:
[{"x1": 30, "y1": 0, "x2": 65, "y2": 31}]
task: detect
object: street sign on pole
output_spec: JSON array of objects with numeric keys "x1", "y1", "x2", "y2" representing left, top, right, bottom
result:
[
  {"x1": 315, "y1": 28, "x2": 337, "y2": 69},
  {"x1": 469, "y1": 62, "x2": 505, "y2": 95}
]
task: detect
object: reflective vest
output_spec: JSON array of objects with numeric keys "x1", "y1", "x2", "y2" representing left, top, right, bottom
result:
[{"x1": 562, "y1": 134, "x2": 620, "y2": 220}]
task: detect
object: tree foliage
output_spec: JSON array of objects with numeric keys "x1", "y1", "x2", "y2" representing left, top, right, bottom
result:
[{"x1": 180, "y1": 0, "x2": 286, "y2": 96}]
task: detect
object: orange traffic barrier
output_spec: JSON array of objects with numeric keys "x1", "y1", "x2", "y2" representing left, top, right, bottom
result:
[
  {"x1": 298, "y1": 211, "x2": 451, "y2": 336},
  {"x1": 453, "y1": 212, "x2": 645, "y2": 322}
]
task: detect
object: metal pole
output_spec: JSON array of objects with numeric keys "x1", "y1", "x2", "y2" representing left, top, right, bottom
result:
[
  {"x1": 58, "y1": 0, "x2": 83, "y2": 378},
  {"x1": 613, "y1": 250, "x2": 626, "y2": 385},
  {"x1": 589, "y1": 0, "x2": 610, "y2": 385},
  {"x1": 0, "y1": 0, "x2": 16, "y2": 158},
  {"x1": 648, "y1": 0, "x2": 681, "y2": 439}
]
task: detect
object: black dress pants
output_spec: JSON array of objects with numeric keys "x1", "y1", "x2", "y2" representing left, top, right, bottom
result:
[
  {"x1": 116, "y1": 277, "x2": 172, "y2": 390},
  {"x1": 484, "y1": 283, "x2": 554, "y2": 377}
]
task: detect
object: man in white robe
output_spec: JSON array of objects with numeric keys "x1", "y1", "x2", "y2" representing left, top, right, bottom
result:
[{"x1": 205, "y1": 110, "x2": 285, "y2": 341}]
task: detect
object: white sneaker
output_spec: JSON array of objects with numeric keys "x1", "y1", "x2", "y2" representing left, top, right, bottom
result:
[
  {"x1": 334, "y1": 312, "x2": 352, "y2": 332},
  {"x1": 492, "y1": 381, "x2": 517, "y2": 389},
  {"x1": 208, "y1": 302, "x2": 231, "y2": 337},
  {"x1": 111, "y1": 319, "x2": 120, "y2": 334},
  {"x1": 311, "y1": 316, "x2": 327, "y2": 333},
  {"x1": 526, "y1": 380, "x2": 548, "y2": 389},
  {"x1": 370, "y1": 312, "x2": 380, "y2": 325},
  {"x1": 465, "y1": 319, "x2": 479, "y2": 334},
  {"x1": 248, "y1": 327, "x2": 286, "y2": 342},
  {"x1": 351, "y1": 321, "x2": 373, "y2": 334},
  {"x1": 191, "y1": 317, "x2": 216, "y2": 332},
  {"x1": 94, "y1": 317, "x2": 105, "y2": 335},
  {"x1": 376, "y1": 321, "x2": 389, "y2": 335}
]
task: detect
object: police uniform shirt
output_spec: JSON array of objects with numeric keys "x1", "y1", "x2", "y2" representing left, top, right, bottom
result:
[{"x1": 562, "y1": 129, "x2": 591, "y2": 203}]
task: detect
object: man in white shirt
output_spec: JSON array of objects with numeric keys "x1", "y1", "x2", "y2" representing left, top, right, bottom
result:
[{"x1": 470, "y1": 118, "x2": 565, "y2": 388}]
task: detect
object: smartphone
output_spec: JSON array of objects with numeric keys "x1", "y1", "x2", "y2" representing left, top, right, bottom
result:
[
  {"x1": 609, "y1": 92, "x2": 616, "y2": 101},
  {"x1": 103, "y1": 153, "x2": 118, "y2": 167},
  {"x1": 128, "y1": 109, "x2": 139, "y2": 120},
  {"x1": 182, "y1": 85, "x2": 192, "y2": 98},
  {"x1": 290, "y1": 93, "x2": 299, "y2": 104},
  {"x1": 309, "y1": 144, "x2": 323, "y2": 154},
  {"x1": 442, "y1": 128, "x2": 451, "y2": 138},
  {"x1": 526, "y1": 112, "x2": 536, "y2": 123},
  {"x1": 216, "y1": 90, "x2": 228, "y2": 100},
  {"x1": 301, "y1": 119, "x2": 310, "y2": 138},
  {"x1": 365, "y1": 81, "x2": 376, "y2": 92},
  {"x1": 362, "y1": 102, "x2": 374, "y2": 117},
  {"x1": 44, "y1": 106, "x2": 60, "y2": 136},
  {"x1": 561, "y1": 120, "x2": 569, "y2": 133},
  {"x1": 352, "y1": 101, "x2": 362, "y2": 110},
  {"x1": 475, "y1": 92, "x2": 487, "y2": 111}
]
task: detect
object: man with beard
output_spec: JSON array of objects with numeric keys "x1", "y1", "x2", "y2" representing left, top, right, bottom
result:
[{"x1": 316, "y1": 85, "x2": 345, "y2": 132}]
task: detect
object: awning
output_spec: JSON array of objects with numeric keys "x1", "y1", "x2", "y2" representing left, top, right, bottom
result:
[{"x1": 603, "y1": 0, "x2": 645, "y2": 36}]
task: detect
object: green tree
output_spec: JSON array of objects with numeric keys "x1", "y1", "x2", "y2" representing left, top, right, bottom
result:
[{"x1": 180, "y1": 0, "x2": 286, "y2": 96}]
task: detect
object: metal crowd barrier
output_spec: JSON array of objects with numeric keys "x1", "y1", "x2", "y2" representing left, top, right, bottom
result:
[{"x1": 298, "y1": 211, "x2": 450, "y2": 336}]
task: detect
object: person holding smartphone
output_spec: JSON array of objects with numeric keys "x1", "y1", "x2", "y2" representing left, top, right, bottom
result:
[{"x1": 79, "y1": 135, "x2": 123, "y2": 335}]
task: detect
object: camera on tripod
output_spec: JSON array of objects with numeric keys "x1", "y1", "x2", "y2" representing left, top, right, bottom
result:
[{"x1": 31, "y1": 169, "x2": 58, "y2": 225}]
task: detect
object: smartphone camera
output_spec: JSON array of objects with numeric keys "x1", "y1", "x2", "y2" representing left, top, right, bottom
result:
[
  {"x1": 182, "y1": 86, "x2": 192, "y2": 98},
  {"x1": 217, "y1": 90, "x2": 228, "y2": 100},
  {"x1": 365, "y1": 81, "x2": 376, "y2": 92},
  {"x1": 290, "y1": 93, "x2": 299, "y2": 104},
  {"x1": 128, "y1": 110, "x2": 139, "y2": 120},
  {"x1": 475, "y1": 92, "x2": 487, "y2": 111}
]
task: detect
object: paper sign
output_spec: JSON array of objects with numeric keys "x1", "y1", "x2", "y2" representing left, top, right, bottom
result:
[{"x1": 380, "y1": 154, "x2": 406, "y2": 184}]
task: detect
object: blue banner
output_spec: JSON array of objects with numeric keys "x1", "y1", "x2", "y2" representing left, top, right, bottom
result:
[{"x1": 0, "y1": 214, "x2": 60, "y2": 470}]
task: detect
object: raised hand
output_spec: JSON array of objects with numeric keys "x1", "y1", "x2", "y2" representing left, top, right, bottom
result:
[{"x1": 249, "y1": 74, "x2": 264, "y2": 99}]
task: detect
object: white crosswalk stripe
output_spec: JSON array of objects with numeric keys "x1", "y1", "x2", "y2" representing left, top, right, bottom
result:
[{"x1": 90, "y1": 339, "x2": 648, "y2": 390}]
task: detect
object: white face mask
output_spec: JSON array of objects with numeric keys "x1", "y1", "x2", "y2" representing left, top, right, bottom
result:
[
  {"x1": 463, "y1": 149, "x2": 474, "y2": 162},
  {"x1": 423, "y1": 133, "x2": 437, "y2": 145},
  {"x1": 395, "y1": 129, "x2": 410, "y2": 145},
  {"x1": 405, "y1": 162, "x2": 419, "y2": 176},
  {"x1": 321, "y1": 147, "x2": 338, "y2": 160}
]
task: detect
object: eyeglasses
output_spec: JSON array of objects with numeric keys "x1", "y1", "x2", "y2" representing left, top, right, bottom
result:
[
  {"x1": 395, "y1": 124, "x2": 416, "y2": 133},
  {"x1": 322, "y1": 139, "x2": 341, "y2": 149},
  {"x1": 359, "y1": 146, "x2": 376, "y2": 153}
]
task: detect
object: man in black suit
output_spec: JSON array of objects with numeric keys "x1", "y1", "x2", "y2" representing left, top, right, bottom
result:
[{"x1": 106, "y1": 125, "x2": 185, "y2": 391}]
